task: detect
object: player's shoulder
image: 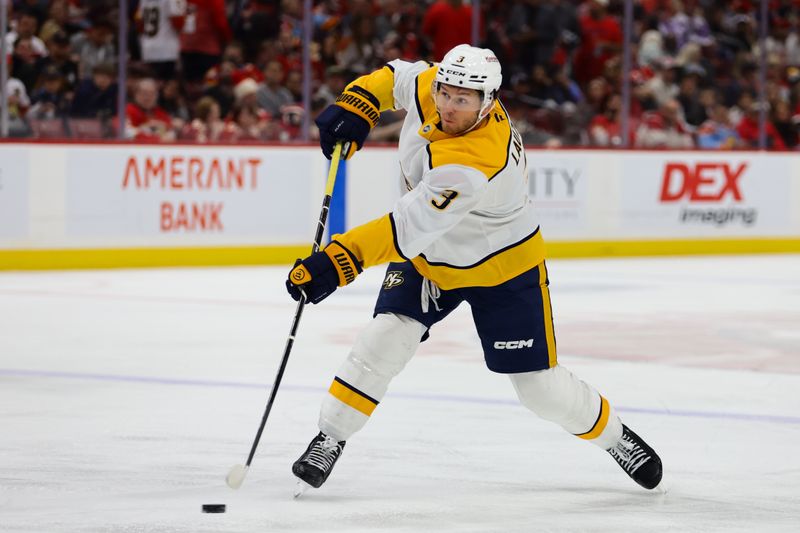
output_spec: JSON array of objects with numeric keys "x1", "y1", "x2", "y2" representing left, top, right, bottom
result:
[{"x1": 429, "y1": 101, "x2": 512, "y2": 181}]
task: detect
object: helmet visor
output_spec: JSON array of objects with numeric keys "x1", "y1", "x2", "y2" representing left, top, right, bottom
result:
[{"x1": 432, "y1": 82, "x2": 484, "y2": 113}]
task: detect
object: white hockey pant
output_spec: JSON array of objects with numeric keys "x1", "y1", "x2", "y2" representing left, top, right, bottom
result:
[
  {"x1": 318, "y1": 313, "x2": 622, "y2": 450},
  {"x1": 510, "y1": 365, "x2": 622, "y2": 450},
  {"x1": 319, "y1": 313, "x2": 425, "y2": 441}
]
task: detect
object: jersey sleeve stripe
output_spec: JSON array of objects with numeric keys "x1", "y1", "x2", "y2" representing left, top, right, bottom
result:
[
  {"x1": 389, "y1": 213, "x2": 411, "y2": 261},
  {"x1": 488, "y1": 103, "x2": 514, "y2": 181},
  {"x1": 414, "y1": 76, "x2": 425, "y2": 123},
  {"x1": 348, "y1": 84, "x2": 381, "y2": 110}
]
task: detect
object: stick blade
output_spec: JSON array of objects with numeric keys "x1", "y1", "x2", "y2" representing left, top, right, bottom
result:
[{"x1": 225, "y1": 464, "x2": 249, "y2": 490}]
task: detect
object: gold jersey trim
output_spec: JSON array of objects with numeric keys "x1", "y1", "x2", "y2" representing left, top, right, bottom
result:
[
  {"x1": 414, "y1": 66, "x2": 511, "y2": 180},
  {"x1": 332, "y1": 214, "x2": 406, "y2": 269},
  {"x1": 410, "y1": 228, "x2": 546, "y2": 290},
  {"x1": 345, "y1": 65, "x2": 397, "y2": 112}
]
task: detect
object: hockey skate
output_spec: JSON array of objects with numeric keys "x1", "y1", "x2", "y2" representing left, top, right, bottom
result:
[
  {"x1": 292, "y1": 432, "x2": 346, "y2": 496},
  {"x1": 607, "y1": 424, "x2": 663, "y2": 490}
]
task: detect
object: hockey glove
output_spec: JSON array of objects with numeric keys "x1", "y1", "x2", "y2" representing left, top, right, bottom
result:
[
  {"x1": 315, "y1": 86, "x2": 380, "y2": 160},
  {"x1": 286, "y1": 241, "x2": 363, "y2": 304}
]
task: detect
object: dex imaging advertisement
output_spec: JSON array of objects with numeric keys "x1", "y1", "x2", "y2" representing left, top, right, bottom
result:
[{"x1": 619, "y1": 153, "x2": 793, "y2": 238}]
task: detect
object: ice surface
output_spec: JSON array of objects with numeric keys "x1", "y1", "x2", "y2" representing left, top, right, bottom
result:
[{"x1": 1, "y1": 255, "x2": 799, "y2": 532}]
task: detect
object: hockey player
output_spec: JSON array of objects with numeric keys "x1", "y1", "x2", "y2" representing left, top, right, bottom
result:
[{"x1": 286, "y1": 44, "x2": 663, "y2": 493}]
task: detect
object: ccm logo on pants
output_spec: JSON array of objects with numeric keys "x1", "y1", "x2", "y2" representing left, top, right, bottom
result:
[{"x1": 493, "y1": 339, "x2": 534, "y2": 349}]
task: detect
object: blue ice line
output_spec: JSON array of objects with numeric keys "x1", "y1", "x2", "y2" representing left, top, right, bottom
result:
[{"x1": 2, "y1": 367, "x2": 799, "y2": 426}]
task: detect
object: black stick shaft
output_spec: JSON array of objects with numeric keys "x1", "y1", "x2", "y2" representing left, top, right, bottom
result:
[{"x1": 241, "y1": 144, "x2": 342, "y2": 469}]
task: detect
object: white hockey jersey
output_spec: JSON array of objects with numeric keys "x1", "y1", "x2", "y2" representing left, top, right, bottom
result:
[
  {"x1": 138, "y1": 0, "x2": 186, "y2": 62},
  {"x1": 334, "y1": 59, "x2": 545, "y2": 290}
]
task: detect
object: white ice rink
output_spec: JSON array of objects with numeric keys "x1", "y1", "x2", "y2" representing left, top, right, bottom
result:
[{"x1": 1, "y1": 255, "x2": 799, "y2": 532}]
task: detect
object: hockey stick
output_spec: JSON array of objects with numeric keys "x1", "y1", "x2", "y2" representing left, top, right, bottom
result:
[{"x1": 226, "y1": 142, "x2": 344, "y2": 490}]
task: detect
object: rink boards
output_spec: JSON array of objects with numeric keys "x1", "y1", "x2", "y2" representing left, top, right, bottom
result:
[{"x1": 1, "y1": 143, "x2": 799, "y2": 269}]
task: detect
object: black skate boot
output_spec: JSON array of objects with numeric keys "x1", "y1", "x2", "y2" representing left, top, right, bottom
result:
[
  {"x1": 292, "y1": 432, "x2": 346, "y2": 490},
  {"x1": 607, "y1": 424, "x2": 663, "y2": 490}
]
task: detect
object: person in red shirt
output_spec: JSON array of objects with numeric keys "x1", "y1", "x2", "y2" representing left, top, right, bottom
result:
[
  {"x1": 736, "y1": 101, "x2": 787, "y2": 150},
  {"x1": 573, "y1": 0, "x2": 623, "y2": 85},
  {"x1": 180, "y1": 0, "x2": 232, "y2": 82},
  {"x1": 421, "y1": 0, "x2": 475, "y2": 61},
  {"x1": 126, "y1": 77, "x2": 176, "y2": 141}
]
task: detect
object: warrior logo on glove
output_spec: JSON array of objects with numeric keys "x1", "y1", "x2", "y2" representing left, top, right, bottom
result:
[{"x1": 291, "y1": 266, "x2": 310, "y2": 283}]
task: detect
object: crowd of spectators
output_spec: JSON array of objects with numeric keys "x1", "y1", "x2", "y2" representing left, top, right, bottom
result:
[{"x1": 3, "y1": 0, "x2": 800, "y2": 150}]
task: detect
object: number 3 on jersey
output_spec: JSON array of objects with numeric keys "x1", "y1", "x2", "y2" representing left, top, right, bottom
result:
[{"x1": 431, "y1": 189, "x2": 459, "y2": 210}]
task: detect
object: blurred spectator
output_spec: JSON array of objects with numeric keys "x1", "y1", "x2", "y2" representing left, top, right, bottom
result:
[
  {"x1": 70, "y1": 63, "x2": 117, "y2": 118},
  {"x1": 180, "y1": 0, "x2": 233, "y2": 82},
  {"x1": 771, "y1": 99, "x2": 798, "y2": 149},
  {"x1": 237, "y1": 0, "x2": 281, "y2": 60},
  {"x1": 697, "y1": 102, "x2": 741, "y2": 149},
  {"x1": 160, "y1": 78, "x2": 191, "y2": 123},
  {"x1": 676, "y1": 65, "x2": 708, "y2": 126},
  {"x1": 638, "y1": 30, "x2": 665, "y2": 69},
  {"x1": 256, "y1": 59, "x2": 292, "y2": 117},
  {"x1": 274, "y1": 104, "x2": 305, "y2": 141},
  {"x1": 39, "y1": 0, "x2": 69, "y2": 43},
  {"x1": 4, "y1": 76, "x2": 32, "y2": 136},
  {"x1": 11, "y1": 36, "x2": 44, "y2": 93},
  {"x1": 5, "y1": 8, "x2": 47, "y2": 57},
  {"x1": 28, "y1": 65, "x2": 69, "y2": 119},
  {"x1": 181, "y1": 95, "x2": 223, "y2": 141},
  {"x1": 314, "y1": 65, "x2": 350, "y2": 108},
  {"x1": 638, "y1": 56, "x2": 680, "y2": 109},
  {"x1": 573, "y1": 0, "x2": 622, "y2": 85},
  {"x1": 505, "y1": 0, "x2": 580, "y2": 71},
  {"x1": 70, "y1": 16, "x2": 116, "y2": 80},
  {"x1": 123, "y1": 63, "x2": 152, "y2": 107},
  {"x1": 220, "y1": 99, "x2": 269, "y2": 141},
  {"x1": 202, "y1": 58, "x2": 236, "y2": 117},
  {"x1": 736, "y1": 97, "x2": 787, "y2": 149},
  {"x1": 284, "y1": 69, "x2": 303, "y2": 103},
  {"x1": 635, "y1": 98, "x2": 694, "y2": 148},
  {"x1": 786, "y1": 21, "x2": 800, "y2": 66},
  {"x1": 421, "y1": 0, "x2": 474, "y2": 61},
  {"x1": 337, "y1": 14, "x2": 382, "y2": 75},
  {"x1": 233, "y1": 77, "x2": 260, "y2": 108},
  {"x1": 589, "y1": 93, "x2": 628, "y2": 147},
  {"x1": 136, "y1": 0, "x2": 187, "y2": 81},
  {"x1": 0, "y1": 0, "x2": 796, "y2": 150},
  {"x1": 39, "y1": 31, "x2": 79, "y2": 92},
  {"x1": 657, "y1": 0, "x2": 713, "y2": 52},
  {"x1": 14, "y1": 0, "x2": 48, "y2": 27},
  {"x1": 126, "y1": 77, "x2": 176, "y2": 141},
  {"x1": 575, "y1": 76, "x2": 610, "y2": 129}
]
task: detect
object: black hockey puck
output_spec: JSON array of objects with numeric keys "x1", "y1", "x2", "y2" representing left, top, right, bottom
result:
[{"x1": 202, "y1": 504, "x2": 226, "y2": 513}]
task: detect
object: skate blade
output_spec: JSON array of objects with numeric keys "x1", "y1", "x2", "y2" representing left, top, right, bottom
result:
[{"x1": 293, "y1": 480, "x2": 313, "y2": 499}]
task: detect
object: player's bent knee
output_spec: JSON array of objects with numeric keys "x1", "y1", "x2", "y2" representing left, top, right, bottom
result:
[
  {"x1": 349, "y1": 312, "x2": 425, "y2": 377},
  {"x1": 510, "y1": 366, "x2": 577, "y2": 422}
]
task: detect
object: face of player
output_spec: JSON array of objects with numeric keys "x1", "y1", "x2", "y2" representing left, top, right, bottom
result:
[{"x1": 434, "y1": 83, "x2": 483, "y2": 135}]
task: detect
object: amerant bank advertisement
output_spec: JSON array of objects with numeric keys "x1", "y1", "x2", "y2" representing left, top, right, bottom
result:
[
  {"x1": 620, "y1": 153, "x2": 793, "y2": 237},
  {"x1": 64, "y1": 146, "x2": 316, "y2": 244}
]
